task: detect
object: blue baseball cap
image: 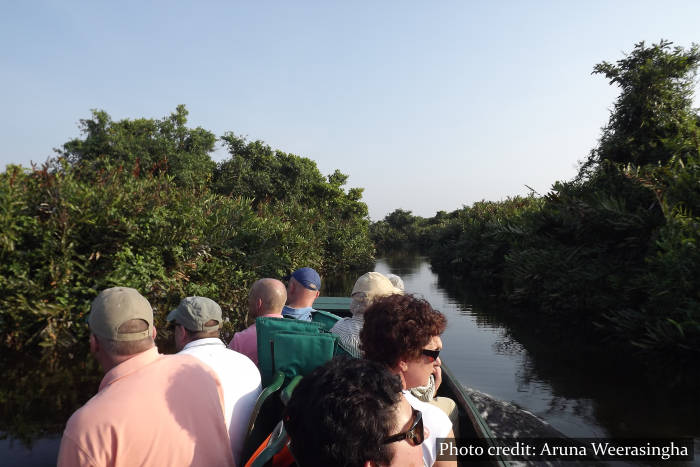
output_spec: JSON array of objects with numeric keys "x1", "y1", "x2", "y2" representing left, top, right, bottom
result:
[{"x1": 287, "y1": 267, "x2": 321, "y2": 291}]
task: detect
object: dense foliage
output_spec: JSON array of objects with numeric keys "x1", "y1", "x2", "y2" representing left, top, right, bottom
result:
[
  {"x1": 371, "y1": 41, "x2": 700, "y2": 357},
  {"x1": 0, "y1": 109, "x2": 374, "y2": 351}
]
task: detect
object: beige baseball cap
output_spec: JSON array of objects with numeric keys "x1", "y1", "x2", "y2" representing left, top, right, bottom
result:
[
  {"x1": 88, "y1": 287, "x2": 154, "y2": 341},
  {"x1": 166, "y1": 296, "x2": 222, "y2": 332},
  {"x1": 351, "y1": 272, "x2": 403, "y2": 303}
]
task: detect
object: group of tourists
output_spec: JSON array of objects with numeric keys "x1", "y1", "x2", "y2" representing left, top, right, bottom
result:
[{"x1": 57, "y1": 267, "x2": 456, "y2": 467}]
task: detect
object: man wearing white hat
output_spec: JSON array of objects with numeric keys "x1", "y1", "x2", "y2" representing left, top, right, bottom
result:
[{"x1": 330, "y1": 271, "x2": 403, "y2": 357}]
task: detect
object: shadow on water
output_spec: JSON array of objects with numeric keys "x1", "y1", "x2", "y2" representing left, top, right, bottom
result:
[
  {"x1": 0, "y1": 347, "x2": 103, "y2": 466},
  {"x1": 434, "y1": 267, "x2": 700, "y2": 441}
]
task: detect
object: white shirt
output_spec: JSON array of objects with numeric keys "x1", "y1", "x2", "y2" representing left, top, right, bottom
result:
[
  {"x1": 179, "y1": 338, "x2": 262, "y2": 466},
  {"x1": 404, "y1": 391, "x2": 453, "y2": 466}
]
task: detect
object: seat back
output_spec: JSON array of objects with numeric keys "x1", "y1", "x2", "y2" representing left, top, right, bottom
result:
[
  {"x1": 310, "y1": 309, "x2": 342, "y2": 331},
  {"x1": 244, "y1": 420, "x2": 295, "y2": 467},
  {"x1": 256, "y1": 317, "x2": 323, "y2": 386},
  {"x1": 272, "y1": 331, "x2": 337, "y2": 381},
  {"x1": 241, "y1": 371, "x2": 286, "y2": 465}
]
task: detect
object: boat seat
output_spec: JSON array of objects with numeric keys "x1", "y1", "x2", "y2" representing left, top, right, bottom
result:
[
  {"x1": 244, "y1": 420, "x2": 295, "y2": 467},
  {"x1": 243, "y1": 320, "x2": 340, "y2": 465},
  {"x1": 310, "y1": 309, "x2": 342, "y2": 331},
  {"x1": 240, "y1": 371, "x2": 286, "y2": 465},
  {"x1": 245, "y1": 376, "x2": 304, "y2": 467},
  {"x1": 255, "y1": 316, "x2": 324, "y2": 386},
  {"x1": 272, "y1": 330, "x2": 337, "y2": 381},
  {"x1": 280, "y1": 374, "x2": 303, "y2": 406}
]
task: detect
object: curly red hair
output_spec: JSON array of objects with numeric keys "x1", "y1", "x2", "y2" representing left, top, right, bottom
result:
[{"x1": 360, "y1": 294, "x2": 447, "y2": 367}]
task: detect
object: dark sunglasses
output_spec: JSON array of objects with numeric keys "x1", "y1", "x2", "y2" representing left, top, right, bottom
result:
[
  {"x1": 383, "y1": 408, "x2": 424, "y2": 446},
  {"x1": 421, "y1": 348, "x2": 440, "y2": 361}
]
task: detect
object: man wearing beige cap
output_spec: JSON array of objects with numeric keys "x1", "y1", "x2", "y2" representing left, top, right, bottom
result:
[
  {"x1": 168, "y1": 296, "x2": 261, "y2": 466},
  {"x1": 57, "y1": 287, "x2": 234, "y2": 467},
  {"x1": 330, "y1": 271, "x2": 403, "y2": 357}
]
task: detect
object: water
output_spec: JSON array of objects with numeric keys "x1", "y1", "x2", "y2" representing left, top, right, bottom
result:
[{"x1": 371, "y1": 254, "x2": 700, "y2": 464}]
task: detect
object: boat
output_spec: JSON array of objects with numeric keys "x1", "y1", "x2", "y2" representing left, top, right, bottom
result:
[{"x1": 242, "y1": 297, "x2": 508, "y2": 467}]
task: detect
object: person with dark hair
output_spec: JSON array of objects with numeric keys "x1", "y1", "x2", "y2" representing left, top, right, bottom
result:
[
  {"x1": 284, "y1": 357, "x2": 424, "y2": 467},
  {"x1": 361, "y1": 294, "x2": 456, "y2": 467},
  {"x1": 57, "y1": 287, "x2": 234, "y2": 466}
]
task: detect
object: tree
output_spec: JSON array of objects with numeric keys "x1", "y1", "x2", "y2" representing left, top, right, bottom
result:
[
  {"x1": 582, "y1": 40, "x2": 700, "y2": 175},
  {"x1": 213, "y1": 133, "x2": 326, "y2": 205},
  {"x1": 58, "y1": 105, "x2": 217, "y2": 188},
  {"x1": 213, "y1": 133, "x2": 374, "y2": 272}
]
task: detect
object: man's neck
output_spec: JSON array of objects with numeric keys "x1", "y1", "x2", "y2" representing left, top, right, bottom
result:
[
  {"x1": 99, "y1": 347, "x2": 152, "y2": 373},
  {"x1": 285, "y1": 300, "x2": 313, "y2": 309}
]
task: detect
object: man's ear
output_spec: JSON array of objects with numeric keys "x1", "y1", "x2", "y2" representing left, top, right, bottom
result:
[
  {"x1": 314, "y1": 290, "x2": 320, "y2": 299},
  {"x1": 89, "y1": 333, "x2": 99, "y2": 355},
  {"x1": 152, "y1": 325, "x2": 157, "y2": 340}
]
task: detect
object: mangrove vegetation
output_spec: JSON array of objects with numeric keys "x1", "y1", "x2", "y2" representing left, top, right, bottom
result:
[
  {"x1": 371, "y1": 41, "x2": 700, "y2": 358},
  {"x1": 0, "y1": 106, "x2": 374, "y2": 351}
]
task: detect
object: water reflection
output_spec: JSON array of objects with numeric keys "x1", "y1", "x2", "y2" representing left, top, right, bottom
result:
[
  {"x1": 0, "y1": 348, "x2": 101, "y2": 446},
  {"x1": 378, "y1": 250, "x2": 425, "y2": 274},
  {"x1": 375, "y1": 254, "x2": 700, "y2": 445}
]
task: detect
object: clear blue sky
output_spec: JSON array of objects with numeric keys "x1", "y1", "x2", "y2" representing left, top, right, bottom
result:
[{"x1": 2, "y1": 1, "x2": 699, "y2": 220}]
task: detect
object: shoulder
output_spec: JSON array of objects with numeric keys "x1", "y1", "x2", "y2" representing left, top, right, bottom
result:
[
  {"x1": 403, "y1": 391, "x2": 452, "y2": 434},
  {"x1": 330, "y1": 317, "x2": 350, "y2": 332},
  {"x1": 233, "y1": 325, "x2": 257, "y2": 342}
]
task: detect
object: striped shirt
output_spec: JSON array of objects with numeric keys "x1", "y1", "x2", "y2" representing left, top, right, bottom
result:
[{"x1": 329, "y1": 315, "x2": 364, "y2": 358}]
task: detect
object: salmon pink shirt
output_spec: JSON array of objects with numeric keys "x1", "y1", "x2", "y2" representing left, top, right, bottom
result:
[
  {"x1": 57, "y1": 347, "x2": 234, "y2": 467},
  {"x1": 228, "y1": 313, "x2": 283, "y2": 365}
]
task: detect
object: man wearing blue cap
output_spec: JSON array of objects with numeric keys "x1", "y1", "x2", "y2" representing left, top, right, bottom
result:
[{"x1": 282, "y1": 267, "x2": 321, "y2": 321}]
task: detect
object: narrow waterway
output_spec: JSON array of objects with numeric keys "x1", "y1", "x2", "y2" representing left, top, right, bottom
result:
[{"x1": 368, "y1": 254, "x2": 699, "y2": 464}]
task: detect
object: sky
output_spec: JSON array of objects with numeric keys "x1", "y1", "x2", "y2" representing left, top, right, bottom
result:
[{"x1": 2, "y1": 1, "x2": 699, "y2": 220}]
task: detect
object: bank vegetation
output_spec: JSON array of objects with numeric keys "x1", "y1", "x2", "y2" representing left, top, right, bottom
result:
[
  {"x1": 0, "y1": 107, "x2": 374, "y2": 351},
  {"x1": 371, "y1": 41, "x2": 700, "y2": 358}
]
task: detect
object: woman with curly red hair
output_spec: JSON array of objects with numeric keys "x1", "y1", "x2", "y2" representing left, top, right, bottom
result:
[{"x1": 360, "y1": 294, "x2": 456, "y2": 467}]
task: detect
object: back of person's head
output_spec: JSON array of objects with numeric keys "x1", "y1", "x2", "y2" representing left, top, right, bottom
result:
[
  {"x1": 349, "y1": 271, "x2": 403, "y2": 316},
  {"x1": 385, "y1": 273, "x2": 405, "y2": 291},
  {"x1": 285, "y1": 357, "x2": 403, "y2": 467},
  {"x1": 166, "y1": 296, "x2": 222, "y2": 340},
  {"x1": 360, "y1": 294, "x2": 447, "y2": 368},
  {"x1": 248, "y1": 278, "x2": 287, "y2": 318},
  {"x1": 88, "y1": 287, "x2": 155, "y2": 356},
  {"x1": 285, "y1": 267, "x2": 321, "y2": 307}
]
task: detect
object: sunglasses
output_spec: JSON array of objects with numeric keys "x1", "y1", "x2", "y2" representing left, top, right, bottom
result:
[
  {"x1": 383, "y1": 408, "x2": 424, "y2": 446},
  {"x1": 421, "y1": 348, "x2": 440, "y2": 362}
]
